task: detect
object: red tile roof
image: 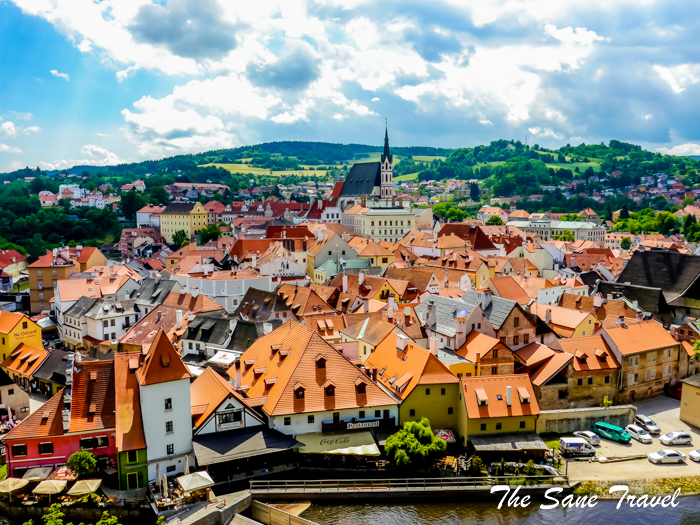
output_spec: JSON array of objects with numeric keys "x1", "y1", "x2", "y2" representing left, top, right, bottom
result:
[
  {"x1": 136, "y1": 329, "x2": 192, "y2": 386},
  {"x1": 69, "y1": 360, "x2": 115, "y2": 433},
  {"x1": 461, "y1": 374, "x2": 540, "y2": 419},
  {"x1": 4, "y1": 388, "x2": 65, "y2": 441},
  {"x1": 114, "y1": 353, "x2": 146, "y2": 452},
  {"x1": 1, "y1": 344, "x2": 50, "y2": 377}
]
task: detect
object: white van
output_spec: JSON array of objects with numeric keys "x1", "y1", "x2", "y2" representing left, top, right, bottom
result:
[{"x1": 559, "y1": 437, "x2": 597, "y2": 457}]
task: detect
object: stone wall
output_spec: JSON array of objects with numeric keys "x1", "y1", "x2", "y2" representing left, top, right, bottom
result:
[{"x1": 536, "y1": 404, "x2": 636, "y2": 434}]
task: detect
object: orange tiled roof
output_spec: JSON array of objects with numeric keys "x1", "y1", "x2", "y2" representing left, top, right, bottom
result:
[
  {"x1": 515, "y1": 342, "x2": 556, "y2": 368},
  {"x1": 69, "y1": 360, "x2": 115, "y2": 433},
  {"x1": 1, "y1": 343, "x2": 50, "y2": 377},
  {"x1": 114, "y1": 353, "x2": 146, "y2": 452},
  {"x1": 558, "y1": 335, "x2": 620, "y2": 372},
  {"x1": 136, "y1": 329, "x2": 192, "y2": 386},
  {"x1": 230, "y1": 321, "x2": 397, "y2": 416},
  {"x1": 4, "y1": 388, "x2": 65, "y2": 441},
  {"x1": 455, "y1": 331, "x2": 505, "y2": 363},
  {"x1": 191, "y1": 367, "x2": 252, "y2": 429},
  {"x1": 162, "y1": 290, "x2": 224, "y2": 314},
  {"x1": 489, "y1": 276, "x2": 531, "y2": 306},
  {"x1": 529, "y1": 352, "x2": 573, "y2": 387},
  {"x1": 120, "y1": 305, "x2": 189, "y2": 353},
  {"x1": 366, "y1": 333, "x2": 458, "y2": 400},
  {"x1": 277, "y1": 284, "x2": 335, "y2": 317},
  {"x1": 461, "y1": 374, "x2": 540, "y2": 419},
  {"x1": 603, "y1": 320, "x2": 679, "y2": 356},
  {"x1": 0, "y1": 311, "x2": 28, "y2": 334},
  {"x1": 682, "y1": 341, "x2": 695, "y2": 357}
]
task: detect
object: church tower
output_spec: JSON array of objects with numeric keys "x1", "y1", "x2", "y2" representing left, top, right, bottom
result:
[{"x1": 380, "y1": 125, "x2": 395, "y2": 200}]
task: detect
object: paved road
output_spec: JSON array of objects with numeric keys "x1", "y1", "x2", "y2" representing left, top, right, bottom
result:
[{"x1": 568, "y1": 395, "x2": 700, "y2": 480}]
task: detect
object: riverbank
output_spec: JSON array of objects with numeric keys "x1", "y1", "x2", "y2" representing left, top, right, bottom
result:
[{"x1": 572, "y1": 476, "x2": 700, "y2": 498}]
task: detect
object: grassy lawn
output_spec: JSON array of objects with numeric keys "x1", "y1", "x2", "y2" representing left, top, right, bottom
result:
[
  {"x1": 545, "y1": 161, "x2": 603, "y2": 173},
  {"x1": 12, "y1": 282, "x2": 30, "y2": 292},
  {"x1": 539, "y1": 432, "x2": 573, "y2": 450},
  {"x1": 394, "y1": 172, "x2": 419, "y2": 182},
  {"x1": 199, "y1": 163, "x2": 327, "y2": 177},
  {"x1": 412, "y1": 155, "x2": 446, "y2": 162}
]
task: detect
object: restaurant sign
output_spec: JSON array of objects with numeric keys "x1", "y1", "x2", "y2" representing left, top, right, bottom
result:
[{"x1": 347, "y1": 420, "x2": 380, "y2": 430}]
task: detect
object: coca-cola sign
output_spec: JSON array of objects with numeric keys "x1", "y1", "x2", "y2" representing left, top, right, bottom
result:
[{"x1": 320, "y1": 437, "x2": 351, "y2": 445}]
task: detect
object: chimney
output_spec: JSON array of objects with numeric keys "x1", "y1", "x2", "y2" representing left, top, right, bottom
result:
[
  {"x1": 404, "y1": 306, "x2": 410, "y2": 318},
  {"x1": 617, "y1": 315, "x2": 625, "y2": 326},
  {"x1": 358, "y1": 272, "x2": 365, "y2": 286},
  {"x1": 607, "y1": 293, "x2": 613, "y2": 301},
  {"x1": 234, "y1": 358, "x2": 242, "y2": 387},
  {"x1": 636, "y1": 310, "x2": 643, "y2": 322},
  {"x1": 456, "y1": 315, "x2": 467, "y2": 348},
  {"x1": 545, "y1": 308, "x2": 552, "y2": 324},
  {"x1": 396, "y1": 334, "x2": 408, "y2": 351},
  {"x1": 282, "y1": 230, "x2": 287, "y2": 238},
  {"x1": 372, "y1": 366, "x2": 378, "y2": 382},
  {"x1": 427, "y1": 301, "x2": 436, "y2": 327},
  {"x1": 480, "y1": 291, "x2": 492, "y2": 311},
  {"x1": 157, "y1": 311, "x2": 163, "y2": 323},
  {"x1": 252, "y1": 254, "x2": 257, "y2": 267},
  {"x1": 429, "y1": 336, "x2": 439, "y2": 356},
  {"x1": 632, "y1": 300, "x2": 638, "y2": 310},
  {"x1": 364, "y1": 298, "x2": 369, "y2": 313},
  {"x1": 506, "y1": 385, "x2": 512, "y2": 406},
  {"x1": 342, "y1": 274, "x2": 348, "y2": 293},
  {"x1": 593, "y1": 293, "x2": 603, "y2": 308},
  {"x1": 176, "y1": 309, "x2": 183, "y2": 329}
]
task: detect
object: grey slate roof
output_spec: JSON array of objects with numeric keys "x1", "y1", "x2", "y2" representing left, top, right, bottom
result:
[
  {"x1": 230, "y1": 319, "x2": 283, "y2": 354},
  {"x1": 469, "y1": 432, "x2": 548, "y2": 452},
  {"x1": 33, "y1": 350, "x2": 95, "y2": 385},
  {"x1": 122, "y1": 277, "x2": 179, "y2": 307},
  {"x1": 65, "y1": 296, "x2": 100, "y2": 318},
  {"x1": 339, "y1": 162, "x2": 381, "y2": 197},
  {"x1": 461, "y1": 291, "x2": 516, "y2": 330},
  {"x1": 414, "y1": 296, "x2": 472, "y2": 337},
  {"x1": 162, "y1": 202, "x2": 198, "y2": 214},
  {"x1": 597, "y1": 282, "x2": 671, "y2": 318},
  {"x1": 192, "y1": 426, "x2": 303, "y2": 465},
  {"x1": 184, "y1": 316, "x2": 232, "y2": 347}
]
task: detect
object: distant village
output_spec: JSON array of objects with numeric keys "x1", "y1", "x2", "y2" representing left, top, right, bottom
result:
[{"x1": 0, "y1": 128, "x2": 699, "y2": 521}]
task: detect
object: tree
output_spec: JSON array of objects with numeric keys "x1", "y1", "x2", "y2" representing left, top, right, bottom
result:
[
  {"x1": 469, "y1": 182, "x2": 480, "y2": 202},
  {"x1": 486, "y1": 215, "x2": 504, "y2": 226},
  {"x1": 172, "y1": 230, "x2": 188, "y2": 248},
  {"x1": 553, "y1": 229, "x2": 575, "y2": 242},
  {"x1": 682, "y1": 196, "x2": 695, "y2": 208},
  {"x1": 119, "y1": 190, "x2": 147, "y2": 222},
  {"x1": 620, "y1": 237, "x2": 631, "y2": 250},
  {"x1": 384, "y1": 417, "x2": 446, "y2": 468},
  {"x1": 200, "y1": 224, "x2": 221, "y2": 244},
  {"x1": 23, "y1": 504, "x2": 122, "y2": 525},
  {"x1": 67, "y1": 448, "x2": 96, "y2": 476},
  {"x1": 620, "y1": 205, "x2": 630, "y2": 219}
]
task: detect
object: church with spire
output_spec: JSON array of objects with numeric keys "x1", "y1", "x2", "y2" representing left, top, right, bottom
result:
[{"x1": 336, "y1": 125, "x2": 406, "y2": 211}]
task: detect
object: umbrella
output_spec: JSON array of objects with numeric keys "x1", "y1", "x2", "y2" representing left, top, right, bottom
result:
[
  {"x1": 155, "y1": 463, "x2": 160, "y2": 485},
  {"x1": 0, "y1": 478, "x2": 29, "y2": 493},
  {"x1": 184, "y1": 456, "x2": 190, "y2": 475},
  {"x1": 33, "y1": 480, "x2": 67, "y2": 505},
  {"x1": 67, "y1": 479, "x2": 102, "y2": 496},
  {"x1": 162, "y1": 474, "x2": 168, "y2": 498}
]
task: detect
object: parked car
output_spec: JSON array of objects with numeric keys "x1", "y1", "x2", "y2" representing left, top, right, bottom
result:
[
  {"x1": 634, "y1": 414, "x2": 661, "y2": 435},
  {"x1": 625, "y1": 425, "x2": 653, "y2": 444},
  {"x1": 648, "y1": 449, "x2": 686, "y2": 464},
  {"x1": 594, "y1": 421, "x2": 631, "y2": 443},
  {"x1": 559, "y1": 437, "x2": 597, "y2": 458},
  {"x1": 689, "y1": 449, "x2": 700, "y2": 462},
  {"x1": 660, "y1": 431, "x2": 693, "y2": 446},
  {"x1": 573, "y1": 431, "x2": 601, "y2": 445}
]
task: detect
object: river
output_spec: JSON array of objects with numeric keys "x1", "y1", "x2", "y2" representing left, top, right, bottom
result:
[{"x1": 301, "y1": 496, "x2": 700, "y2": 525}]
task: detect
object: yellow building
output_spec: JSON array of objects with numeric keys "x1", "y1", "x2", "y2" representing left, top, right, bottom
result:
[
  {"x1": 680, "y1": 375, "x2": 700, "y2": 429},
  {"x1": 366, "y1": 333, "x2": 460, "y2": 429},
  {"x1": 160, "y1": 202, "x2": 208, "y2": 243},
  {"x1": 456, "y1": 374, "x2": 540, "y2": 448},
  {"x1": 529, "y1": 303, "x2": 600, "y2": 338},
  {"x1": 341, "y1": 204, "x2": 416, "y2": 244},
  {"x1": 348, "y1": 237, "x2": 396, "y2": 269},
  {"x1": 339, "y1": 318, "x2": 402, "y2": 364},
  {"x1": 0, "y1": 312, "x2": 43, "y2": 361},
  {"x1": 27, "y1": 246, "x2": 106, "y2": 313},
  {"x1": 0, "y1": 250, "x2": 27, "y2": 279}
]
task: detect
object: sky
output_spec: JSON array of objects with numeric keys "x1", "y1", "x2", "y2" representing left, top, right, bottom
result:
[{"x1": 2, "y1": 0, "x2": 700, "y2": 172}]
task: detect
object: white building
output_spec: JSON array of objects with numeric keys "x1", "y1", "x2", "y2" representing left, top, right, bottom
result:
[
  {"x1": 168, "y1": 271, "x2": 274, "y2": 313},
  {"x1": 137, "y1": 330, "x2": 194, "y2": 481},
  {"x1": 508, "y1": 219, "x2": 606, "y2": 243}
]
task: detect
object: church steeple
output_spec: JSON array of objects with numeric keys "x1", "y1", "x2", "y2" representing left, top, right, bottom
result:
[{"x1": 381, "y1": 123, "x2": 392, "y2": 164}]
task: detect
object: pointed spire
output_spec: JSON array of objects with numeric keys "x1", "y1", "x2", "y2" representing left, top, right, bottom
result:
[{"x1": 381, "y1": 121, "x2": 392, "y2": 164}]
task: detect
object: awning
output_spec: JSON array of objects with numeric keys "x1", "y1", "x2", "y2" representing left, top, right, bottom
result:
[
  {"x1": 0, "y1": 478, "x2": 29, "y2": 493},
  {"x1": 193, "y1": 427, "x2": 303, "y2": 466},
  {"x1": 67, "y1": 479, "x2": 102, "y2": 495},
  {"x1": 33, "y1": 480, "x2": 68, "y2": 495},
  {"x1": 298, "y1": 431, "x2": 380, "y2": 456},
  {"x1": 176, "y1": 471, "x2": 215, "y2": 493},
  {"x1": 23, "y1": 467, "x2": 53, "y2": 481}
]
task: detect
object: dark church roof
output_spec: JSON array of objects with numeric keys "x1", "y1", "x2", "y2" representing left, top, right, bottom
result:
[
  {"x1": 381, "y1": 126, "x2": 393, "y2": 164},
  {"x1": 339, "y1": 162, "x2": 381, "y2": 197}
]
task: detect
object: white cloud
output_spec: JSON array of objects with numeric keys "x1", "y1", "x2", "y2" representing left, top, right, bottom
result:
[
  {"x1": 50, "y1": 69, "x2": 70, "y2": 81},
  {"x1": 371, "y1": 97, "x2": 380, "y2": 102},
  {"x1": 77, "y1": 39, "x2": 92, "y2": 53},
  {"x1": 116, "y1": 65, "x2": 140, "y2": 83},
  {"x1": 544, "y1": 25, "x2": 608, "y2": 46},
  {"x1": 0, "y1": 122, "x2": 17, "y2": 138},
  {"x1": 479, "y1": 118, "x2": 492, "y2": 125},
  {"x1": 642, "y1": 114, "x2": 652, "y2": 120},
  {"x1": 22, "y1": 126, "x2": 41, "y2": 135},
  {"x1": 654, "y1": 64, "x2": 700, "y2": 93},
  {"x1": 528, "y1": 127, "x2": 563, "y2": 140},
  {"x1": 0, "y1": 143, "x2": 22, "y2": 153},
  {"x1": 39, "y1": 144, "x2": 127, "y2": 170},
  {"x1": 656, "y1": 143, "x2": 700, "y2": 156}
]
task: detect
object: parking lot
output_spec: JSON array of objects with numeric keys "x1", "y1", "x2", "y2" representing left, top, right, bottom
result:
[{"x1": 568, "y1": 395, "x2": 700, "y2": 481}]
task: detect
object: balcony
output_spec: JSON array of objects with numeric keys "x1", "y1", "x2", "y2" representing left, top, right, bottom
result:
[{"x1": 321, "y1": 416, "x2": 395, "y2": 434}]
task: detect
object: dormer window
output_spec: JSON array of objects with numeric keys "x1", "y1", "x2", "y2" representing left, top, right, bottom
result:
[
  {"x1": 355, "y1": 378, "x2": 367, "y2": 395},
  {"x1": 271, "y1": 344, "x2": 282, "y2": 355},
  {"x1": 315, "y1": 355, "x2": 326, "y2": 369},
  {"x1": 323, "y1": 380, "x2": 335, "y2": 397},
  {"x1": 294, "y1": 382, "x2": 305, "y2": 399},
  {"x1": 476, "y1": 388, "x2": 488, "y2": 406}
]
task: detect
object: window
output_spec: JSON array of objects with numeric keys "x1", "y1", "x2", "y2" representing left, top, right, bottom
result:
[
  {"x1": 514, "y1": 317, "x2": 520, "y2": 327},
  {"x1": 359, "y1": 410, "x2": 365, "y2": 419},
  {"x1": 7, "y1": 388, "x2": 13, "y2": 395},
  {"x1": 646, "y1": 351, "x2": 656, "y2": 363},
  {"x1": 627, "y1": 373, "x2": 637, "y2": 386},
  {"x1": 425, "y1": 388, "x2": 430, "y2": 395},
  {"x1": 410, "y1": 409, "x2": 416, "y2": 416},
  {"x1": 523, "y1": 334, "x2": 529, "y2": 344},
  {"x1": 127, "y1": 450, "x2": 138, "y2": 463},
  {"x1": 663, "y1": 365, "x2": 672, "y2": 377},
  {"x1": 520, "y1": 421, "x2": 526, "y2": 429},
  {"x1": 167, "y1": 444, "x2": 174, "y2": 455},
  {"x1": 165, "y1": 398, "x2": 172, "y2": 410},
  {"x1": 103, "y1": 320, "x2": 109, "y2": 328},
  {"x1": 491, "y1": 366, "x2": 498, "y2": 375},
  {"x1": 38, "y1": 270, "x2": 42, "y2": 276},
  {"x1": 52, "y1": 269, "x2": 57, "y2": 276},
  {"x1": 110, "y1": 319, "x2": 115, "y2": 327},
  {"x1": 375, "y1": 410, "x2": 381, "y2": 418},
  {"x1": 448, "y1": 407, "x2": 453, "y2": 414},
  {"x1": 39, "y1": 292, "x2": 44, "y2": 300},
  {"x1": 219, "y1": 411, "x2": 242, "y2": 424},
  {"x1": 307, "y1": 415, "x2": 314, "y2": 424},
  {"x1": 605, "y1": 375, "x2": 610, "y2": 384},
  {"x1": 284, "y1": 417, "x2": 291, "y2": 426},
  {"x1": 646, "y1": 369, "x2": 656, "y2": 381},
  {"x1": 587, "y1": 377, "x2": 593, "y2": 385},
  {"x1": 492, "y1": 349, "x2": 498, "y2": 358},
  {"x1": 11, "y1": 444, "x2": 27, "y2": 457},
  {"x1": 97, "y1": 436, "x2": 108, "y2": 448},
  {"x1": 500, "y1": 337, "x2": 506, "y2": 344},
  {"x1": 39, "y1": 442, "x2": 53, "y2": 455},
  {"x1": 480, "y1": 424, "x2": 486, "y2": 431},
  {"x1": 513, "y1": 335, "x2": 519, "y2": 345},
  {"x1": 80, "y1": 437, "x2": 95, "y2": 449},
  {"x1": 325, "y1": 385, "x2": 335, "y2": 397},
  {"x1": 496, "y1": 422, "x2": 502, "y2": 430},
  {"x1": 577, "y1": 378, "x2": 583, "y2": 386},
  {"x1": 441, "y1": 388, "x2": 446, "y2": 395},
  {"x1": 628, "y1": 356, "x2": 639, "y2": 366},
  {"x1": 165, "y1": 421, "x2": 173, "y2": 433}
]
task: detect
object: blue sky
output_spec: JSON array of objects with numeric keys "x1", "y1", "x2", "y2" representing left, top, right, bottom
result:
[{"x1": 2, "y1": 0, "x2": 700, "y2": 172}]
